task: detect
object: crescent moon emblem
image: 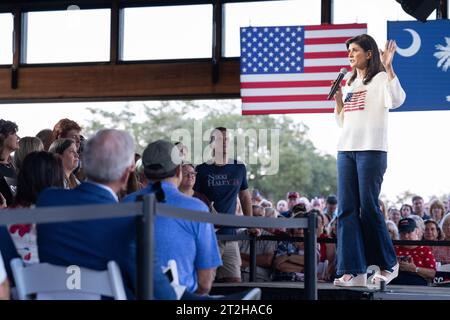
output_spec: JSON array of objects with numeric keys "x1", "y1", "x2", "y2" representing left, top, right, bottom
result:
[{"x1": 396, "y1": 28, "x2": 421, "y2": 57}]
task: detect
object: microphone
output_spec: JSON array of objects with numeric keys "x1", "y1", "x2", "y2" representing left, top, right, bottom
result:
[{"x1": 327, "y1": 68, "x2": 348, "y2": 100}]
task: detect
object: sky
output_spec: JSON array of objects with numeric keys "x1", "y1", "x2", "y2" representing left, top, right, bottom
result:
[{"x1": 0, "y1": 0, "x2": 449, "y2": 203}]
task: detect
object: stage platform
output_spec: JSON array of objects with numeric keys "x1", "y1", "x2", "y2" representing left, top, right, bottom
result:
[{"x1": 211, "y1": 282, "x2": 450, "y2": 300}]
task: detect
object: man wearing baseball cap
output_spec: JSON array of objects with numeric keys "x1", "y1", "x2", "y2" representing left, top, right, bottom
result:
[
  {"x1": 391, "y1": 218, "x2": 437, "y2": 285},
  {"x1": 123, "y1": 140, "x2": 221, "y2": 295}
]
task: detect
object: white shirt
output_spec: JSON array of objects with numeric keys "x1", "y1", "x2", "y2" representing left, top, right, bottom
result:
[
  {"x1": 85, "y1": 180, "x2": 118, "y2": 202},
  {"x1": 334, "y1": 72, "x2": 406, "y2": 152}
]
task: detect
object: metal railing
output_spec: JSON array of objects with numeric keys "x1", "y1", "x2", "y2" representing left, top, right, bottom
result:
[
  {"x1": 0, "y1": 196, "x2": 318, "y2": 300},
  {"x1": 228, "y1": 234, "x2": 450, "y2": 288}
]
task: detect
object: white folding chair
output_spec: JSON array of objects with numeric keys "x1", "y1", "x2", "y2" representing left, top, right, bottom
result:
[
  {"x1": 10, "y1": 258, "x2": 126, "y2": 300},
  {"x1": 161, "y1": 259, "x2": 186, "y2": 300},
  {"x1": 438, "y1": 264, "x2": 450, "y2": 272}
]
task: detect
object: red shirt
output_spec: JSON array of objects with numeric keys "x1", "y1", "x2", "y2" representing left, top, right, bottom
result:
[
  {"x1": 395, "y1": 245, "x2": 437, "y2": 270},
  {"x1": 319, "y1": 233, "x2": 328, "y2": 262}
]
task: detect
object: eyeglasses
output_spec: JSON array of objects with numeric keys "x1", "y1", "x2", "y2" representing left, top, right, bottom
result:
[{"x1": 183, "y1": 172, "x2": 197, "y2": 177}]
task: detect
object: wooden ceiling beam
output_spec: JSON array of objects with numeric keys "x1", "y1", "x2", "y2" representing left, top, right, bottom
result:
[{"x1": 0, "y1": 59, "x2": 241, "y2": 103}]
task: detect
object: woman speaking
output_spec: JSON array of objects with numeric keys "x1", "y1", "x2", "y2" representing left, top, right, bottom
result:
[{"x1": 333, "y1": 34, "x2": 406, "y2": 287}]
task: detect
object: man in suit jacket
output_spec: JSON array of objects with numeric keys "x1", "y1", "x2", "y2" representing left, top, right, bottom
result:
[
  {"x1": 0, "y1": 226, "x2": 17, "y2": 297},
  {"x1": 36, "y1": 129, "x2": 176, "y2": 300}
]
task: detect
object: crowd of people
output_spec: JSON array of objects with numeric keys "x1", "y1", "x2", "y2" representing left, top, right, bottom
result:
[
  {"x1": 0, "y1": 118, "x2": 449, "y2": 300},
  {"x1": 249, "y1": 189, "x2": 450, "y2": 286}
]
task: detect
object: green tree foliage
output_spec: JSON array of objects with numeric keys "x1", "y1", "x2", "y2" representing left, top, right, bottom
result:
[{"x1": 84, "y1": 100, "x2": 337, "y2": 202}]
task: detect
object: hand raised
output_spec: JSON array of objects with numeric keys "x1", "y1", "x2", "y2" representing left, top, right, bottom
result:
[{"x1": 380, "y1": 40, "x2": 397, "y2": 70}]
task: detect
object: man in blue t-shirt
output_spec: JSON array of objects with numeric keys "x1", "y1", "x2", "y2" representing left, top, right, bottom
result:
[
  {"x1": 123, "y1": 140, "x2": 221, "y2": 295},
  {"x1": 194, "y1": 127, "x2": 254, "y2": 283}
]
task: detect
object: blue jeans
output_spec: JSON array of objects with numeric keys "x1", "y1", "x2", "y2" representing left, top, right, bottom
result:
[{"x1": 336, "y1": 151, "x2": 397, "y2": 275}]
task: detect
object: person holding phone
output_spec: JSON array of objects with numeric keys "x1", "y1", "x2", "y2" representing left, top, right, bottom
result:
[{"x1": 393, "y1": 218, "x2": 437, "y2": 285}]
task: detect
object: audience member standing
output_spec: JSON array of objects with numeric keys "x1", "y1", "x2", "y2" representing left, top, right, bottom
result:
[
  {"x1": 412, "y1": 195, "x2": 431, "y2": 220},
  {"x1": 323, "y1": 195, "x2": 338, "y2": 222},
  {"x1": 0, "y1": 120, "x2": 20, "y2": 206},
  {"x1": 35, "y1": 129, "x2": 53, "y2": 151},
  {"x1": 179, "y1": 163, "x2": 211, "y2": 208},
  {"x1": 194, "y1": 127, "x2": 253, "y2": 283}
]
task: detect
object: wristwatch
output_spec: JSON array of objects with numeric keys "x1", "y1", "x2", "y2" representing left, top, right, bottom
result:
[{"x1": 415, "y1": 267, "x2": 420, "y2": 273}]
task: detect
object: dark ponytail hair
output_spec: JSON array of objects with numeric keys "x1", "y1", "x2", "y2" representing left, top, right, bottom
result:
[
  {"x1": 346, "y1": 34, "x2": 384, "y2": 86},
  {"x1": 136, "y1": 181, "x2": 166, "y2": 203}
]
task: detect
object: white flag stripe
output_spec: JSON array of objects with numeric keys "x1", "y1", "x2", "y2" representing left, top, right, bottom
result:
[
  {"x1": 305, "y1": 28, "x2": 367, "y2": 39},
  {"x1": 243, "y1": 101, "x2": 335, "y2": 110},
  {"x1": 304, "y1": 43, "x2": 347, "y2": 52},
  {"x1": 304, "y1": 58, "x2": 349, "y2": 67},
  {"x1": 242, "y1": 86, "x2": 329, "y2": 96},
  {"x1": 241, "y1": 72, "x2": 337, "y2": 82}
]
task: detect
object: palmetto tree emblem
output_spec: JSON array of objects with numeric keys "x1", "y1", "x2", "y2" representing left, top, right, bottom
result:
[{"x1": 434, "y1": 37, "x2": 450, "y2": 72}]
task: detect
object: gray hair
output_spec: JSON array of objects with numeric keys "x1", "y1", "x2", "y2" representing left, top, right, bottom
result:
[
  {"x1": 439, "y1": 212, "x2": 450, "y2": 230},
  {"x1": 48, "y1": 138, "x2": 75, "y2": 155},
  {"x1": 386, "y1": 220, "x2": 399, "y2": 240},
  {"x1": 83, "y1": 129, "x2": 135, "y2": 183}
]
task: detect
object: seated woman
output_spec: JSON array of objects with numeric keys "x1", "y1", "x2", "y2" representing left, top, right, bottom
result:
[
  {"x1": 400, "y1": 204, "x2": 413, "y2": 218},
  {"x1": 238, "y1": 206, "x2": 277, "y2": 282},
  {"x1": 8, "y1": 152, "x2": 65, "y2": 264},
  {"x1": 429, "y1": 200, "x2": 445, "y2": 225},
  {"x1": 13, "y1": 136, "x2": 44, "y2": 173},
  {"x1": 434, "y1": 213, "x2": 450, "y2": 265},
  {"x1": 388, "y1": 207, "x2": 401, "y2": 226},
  {"x1": 424, "y1": 219, "x2": 443, "y2": 241},
  {"x1": 391, "y1": 218, "x2": 436, "y2": 286},
  {"x1": 272, "y1": 212, "x2": 320, "y2": 281},
  {"x1": 49, "y1": 138, "x2": 80, "y2": 189}
]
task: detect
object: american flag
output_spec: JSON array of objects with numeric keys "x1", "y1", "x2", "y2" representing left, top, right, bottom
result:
[
  {"x1": 240, "y1": 23, "x2": 367, "y2": 115},
  {"x1": 343, "y1": 90, "x2": 367, "y2": 112}
]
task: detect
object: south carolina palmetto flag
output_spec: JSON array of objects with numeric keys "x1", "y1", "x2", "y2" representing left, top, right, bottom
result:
[{"x1": 240, "y1": 23, "x2": 367, "y2": 115}]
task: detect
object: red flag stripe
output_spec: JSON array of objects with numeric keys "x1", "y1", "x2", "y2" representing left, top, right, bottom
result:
[
  {"x1": 304, "y1": 51, "x2": 349, "y2": 59},
  {"x1": 304, "y1": 24, "x2": 367, "y2": 31},
  {"x1": 344, "y1": 107, "x2": 365, "y2": 112},
  {"x1": 241, "y1": 80, "x2": 347, "y2": 89},
  {"x1": 304, "y1": 37, "x2": 353, "y2": 45},
  {"x1": 303, "y1": 65, "x2": 349, "y2": 73},
  {"x1": 242, "y1": 95, "x2": 328, "y2": 103},
  {"x1": 240, "y1": 23, "x2": 367, "y2": 115},
  {"x1": 242, "y1": 108, "x2": 334, "y2": 115}
]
